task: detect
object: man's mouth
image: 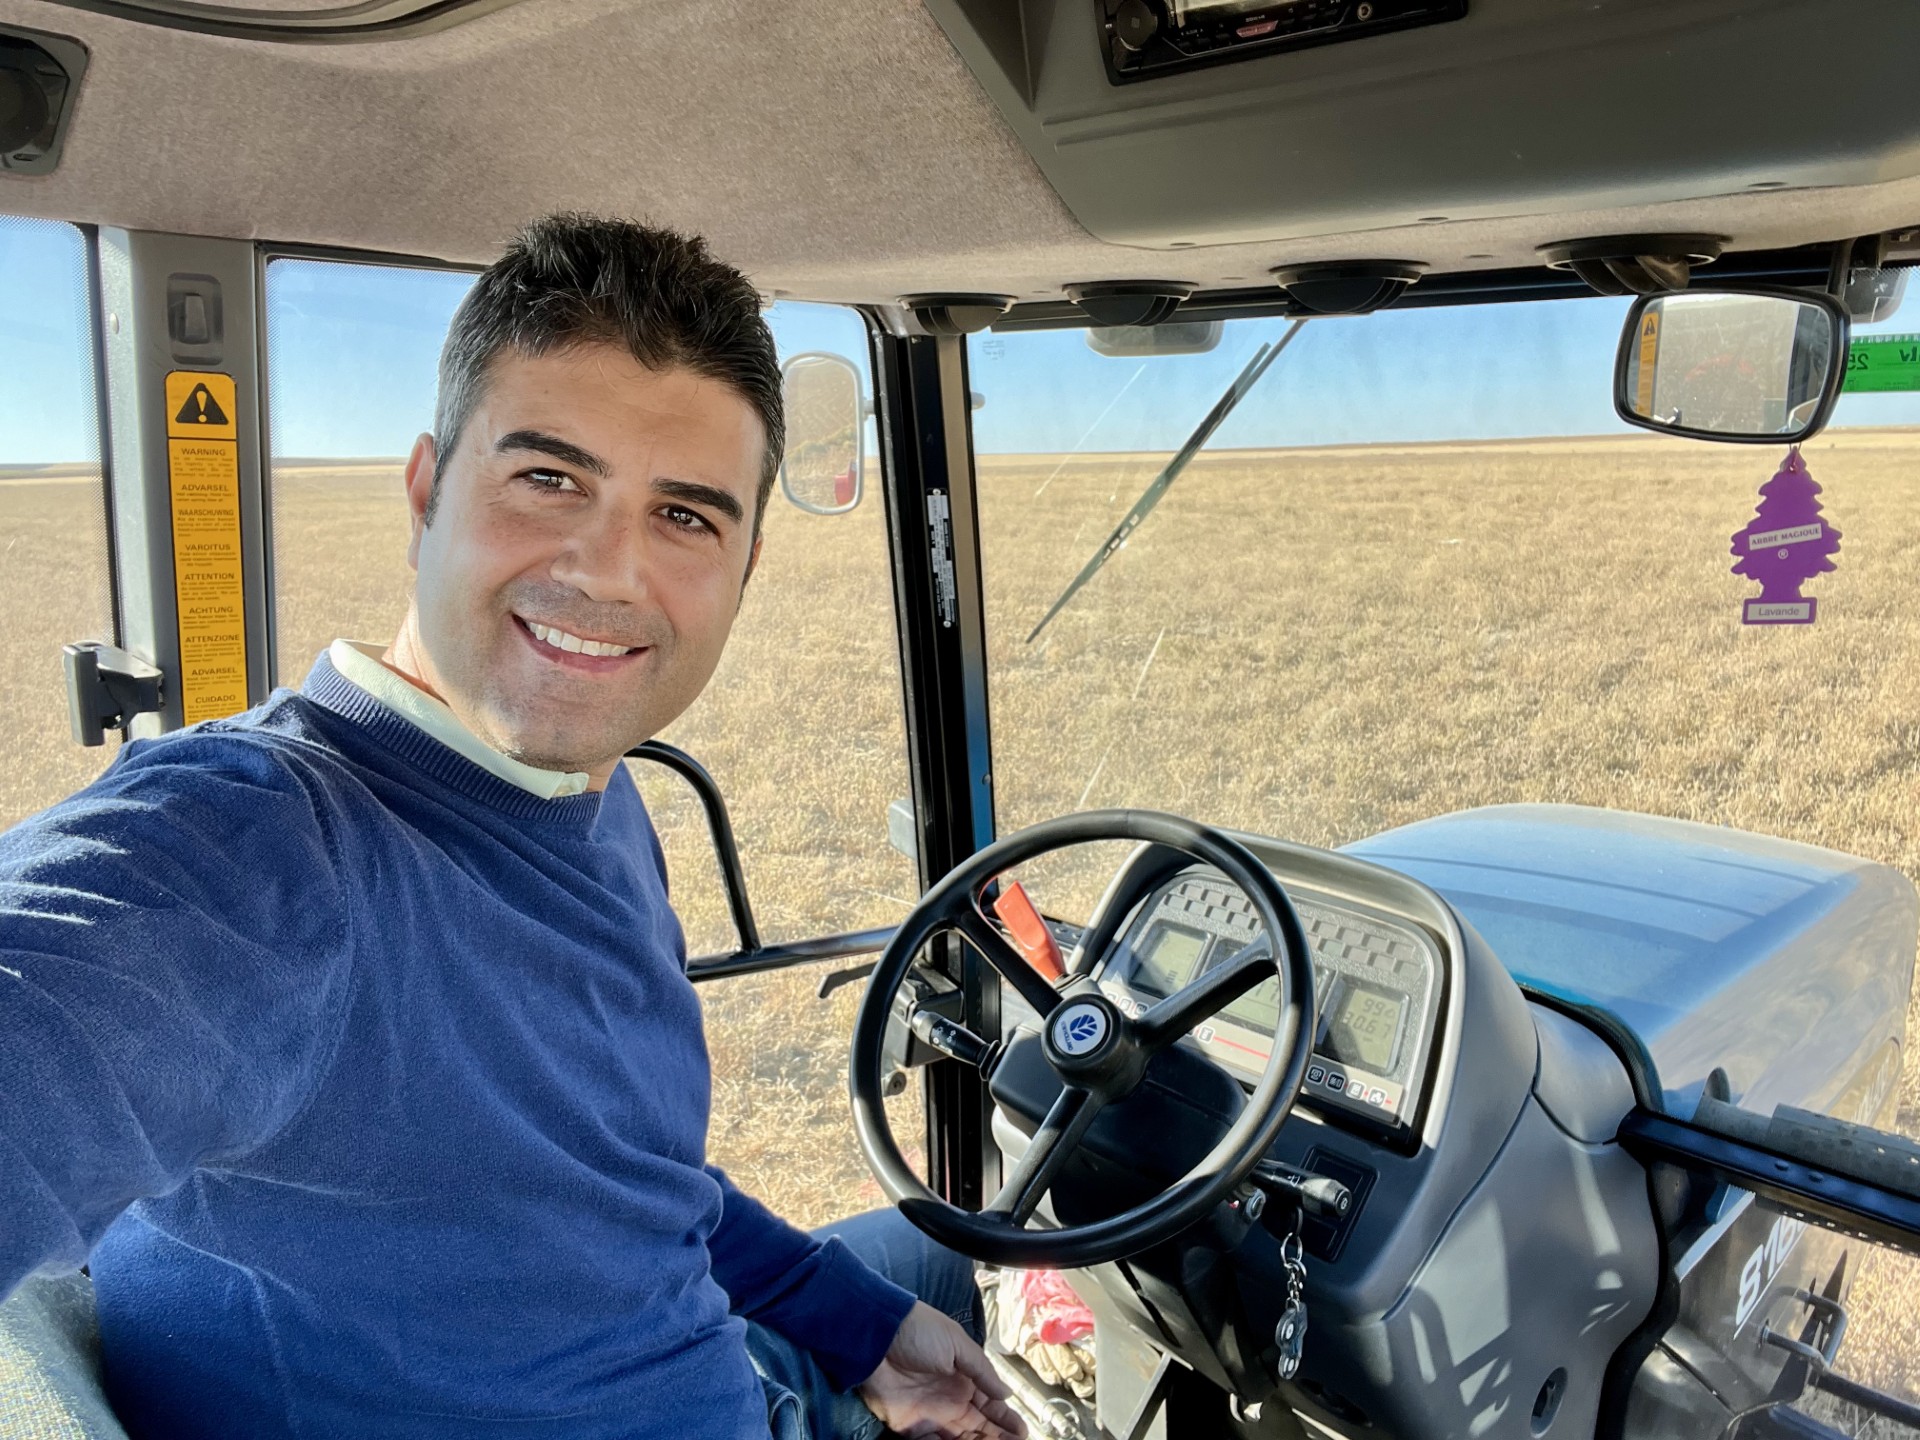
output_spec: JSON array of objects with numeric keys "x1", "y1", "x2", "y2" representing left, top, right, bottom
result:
[{"x1": 513, "y1": 615, "x2": 648, "y2": 666}]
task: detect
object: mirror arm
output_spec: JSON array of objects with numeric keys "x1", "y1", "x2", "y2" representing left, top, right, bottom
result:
[
  {"x1": 1827, "y1": 238, "x2": 1854, "y2": 300},
  {"x1": 627, "y1": 741, "x2": 762, "y2": 953}
]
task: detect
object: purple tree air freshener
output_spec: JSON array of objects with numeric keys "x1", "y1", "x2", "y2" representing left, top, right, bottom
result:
[{"x1": 1730, "y1": 448, "x2": 1841, "y2": 624}]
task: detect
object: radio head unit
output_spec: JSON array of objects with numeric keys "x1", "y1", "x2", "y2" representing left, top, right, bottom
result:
[{"x1": 1101, "y1": 0, "x2": 1468, "y2": 84}]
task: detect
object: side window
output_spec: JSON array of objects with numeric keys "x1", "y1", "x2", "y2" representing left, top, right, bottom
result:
[
  {"x1": 264, "y1": 257, "x2": 474, "y2": 683},
  {"x1": 635, "y1": 302, "x2": 919, "y2": 1224},
  {"x1": 0, "y1": 218, "x2": 114, "y2": 827}
]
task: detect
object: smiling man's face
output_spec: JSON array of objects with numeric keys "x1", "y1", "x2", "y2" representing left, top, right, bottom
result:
[{"x1": 389, "y1": 342, "x2": 766, "y2": 784}]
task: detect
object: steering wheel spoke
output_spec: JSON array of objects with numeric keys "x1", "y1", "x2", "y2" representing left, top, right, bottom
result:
[
  {"x1": 1135, "y1": 939, "x2": 1276, "y2": 1050},
  {"x1": 952, "y1": 908, "x2": 1065, "y2": 1019},
  {"x1": 987, "y1": 1084, "x2": 1105, "y2": 1226}
]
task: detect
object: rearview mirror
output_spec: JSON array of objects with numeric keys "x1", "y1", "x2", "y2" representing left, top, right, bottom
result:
[
  {"x1": 779, "y1": 352, "x2": 865, "y2": 514},
  {"x1": 1615, "y1": 288, "x2": 1850, "y2": 444}
]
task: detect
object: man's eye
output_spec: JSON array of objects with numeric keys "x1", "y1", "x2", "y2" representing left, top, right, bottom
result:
[
  {"x1": 523, "y1": 469, "x2": 582, "y2": 494},
  {"x1": 663, "y1": 505, "x2": 714, "y2": 534}
]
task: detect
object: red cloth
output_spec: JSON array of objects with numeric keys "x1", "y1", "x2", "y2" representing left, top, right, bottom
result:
[{"x1": 1017, "y1": 1270, "x2": 1094, "y2": 1345}]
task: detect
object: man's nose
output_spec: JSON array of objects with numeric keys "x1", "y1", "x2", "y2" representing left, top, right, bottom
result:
[{"x1": 548, "y1": 506, "x2": 653, "y2": 605}]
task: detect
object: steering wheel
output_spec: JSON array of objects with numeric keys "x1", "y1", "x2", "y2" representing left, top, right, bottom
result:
[{"x1": 850, "y1": 810, "x2": 1316, "y2": 1269}]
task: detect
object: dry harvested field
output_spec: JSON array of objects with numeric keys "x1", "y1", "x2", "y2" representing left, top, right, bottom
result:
[{"x1": 3, "y1": 430, "x2": 1918, "y2": 1403}]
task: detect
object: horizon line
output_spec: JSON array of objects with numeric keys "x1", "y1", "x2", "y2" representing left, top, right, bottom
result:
[{"x1": 5, "y1": 423, "x2": 1919, "y2": 477}]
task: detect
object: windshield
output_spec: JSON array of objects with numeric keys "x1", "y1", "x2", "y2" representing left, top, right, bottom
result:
[{"x1": 969, "y1": 293, "x2": 1920, "y2": 1116}]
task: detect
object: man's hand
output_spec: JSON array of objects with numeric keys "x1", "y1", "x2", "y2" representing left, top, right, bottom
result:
[{"x1": 858, "y1": 1300, "x2": 1028, "y2": 1440}]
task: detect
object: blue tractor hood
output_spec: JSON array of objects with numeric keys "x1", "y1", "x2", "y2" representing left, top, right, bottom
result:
[{"x1": 1346, "y1": 805, "x2": 1918, "y2": 1120}]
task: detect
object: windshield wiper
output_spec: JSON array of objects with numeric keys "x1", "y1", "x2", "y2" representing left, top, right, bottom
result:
[{"x1": 1025, "y1": 318, "x2": 1308, "y2": 643}]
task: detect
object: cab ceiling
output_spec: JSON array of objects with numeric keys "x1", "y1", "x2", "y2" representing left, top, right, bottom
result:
[{"x1": 2, "y1": 0, "x2": 1918, "y2": 303}]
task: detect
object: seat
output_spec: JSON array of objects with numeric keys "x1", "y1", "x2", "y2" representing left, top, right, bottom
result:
[{"x1": 0, "y1": 1273, "x2": 130, "y2": 1440}]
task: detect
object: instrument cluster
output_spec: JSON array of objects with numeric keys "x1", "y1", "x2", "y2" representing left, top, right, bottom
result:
[{"x1": 1097, "y1": 868, "x2": 1442, "y2": 1136}]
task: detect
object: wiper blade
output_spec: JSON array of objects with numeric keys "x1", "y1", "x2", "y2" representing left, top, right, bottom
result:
[{"x1": 1025, "y1": 318, "x2": 1308, "y2": 644}]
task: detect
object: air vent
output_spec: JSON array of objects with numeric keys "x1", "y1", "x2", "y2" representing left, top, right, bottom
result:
[
  {"x1": 1271, "y1": 262, "x2": 1422, "y2": 315},
  {"x1": 1066, "y1": 282, "x2": 1193, "y2": 327},
  {"x1": 901, "y1": 294, "x2": 1015, "y2": 336},
  {"x1": 1539, "y1": 235, "x2": 1724, "y2": 296},
  {"x1": 0, "y1": 27, "x2": 86, "y2": 177}
]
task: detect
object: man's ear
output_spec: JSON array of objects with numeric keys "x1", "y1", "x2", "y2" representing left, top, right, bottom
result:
[{"x1": 401, "y1": 433, "x2": 437, "y2": 571}]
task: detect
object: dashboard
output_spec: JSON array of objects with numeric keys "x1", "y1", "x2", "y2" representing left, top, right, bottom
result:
[
  {"x1": 975, "y1": 832, "x2": 1662, "y2": 1440},
  {"x1": 1094, "y1": 867, "x2": 1442, "y2": 1138}
]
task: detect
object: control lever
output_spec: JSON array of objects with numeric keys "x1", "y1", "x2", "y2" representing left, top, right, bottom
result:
[
  {"x1": 882, "y1": 968, "x2": 972, "y2": 1080},
  {"x1": 1249, "y1": 1159, "x2": 1352, "y2": 1222},
  {"x1": 991, "y1": 882, "x2": 1065, "y2": 980},
  {"x1": 910, "y1": 1008, "x2": 998, "y2": 1073},
  {"x1": 816, "y1": 961, "x2": 878, "y2": 999}
]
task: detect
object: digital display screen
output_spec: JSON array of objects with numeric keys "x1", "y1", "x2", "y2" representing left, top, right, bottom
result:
[
  {"x1": 1133, "y1": 922, "x2": 1208, "y2": 999},
  {"x1": 1199, "y1": 940, "x2": 1280, "y2": 1037},
  {"x1": 1324, "y1": 980, "x2": 1406, "y2": 1075},
  {"x1": 1170, "y1": 0, "x2": 1305, "y2": 23},
  {"x1": 1192, "y1": 947, "x2": 1339, "y2": 1041}
]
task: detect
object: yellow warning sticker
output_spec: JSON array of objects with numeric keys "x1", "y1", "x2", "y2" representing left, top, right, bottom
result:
[
  {"x1": 166, "y1": 371, "x2": 238, "y2": 441},
  {"x1": 1634, "y1": 310, "x2": 1661, "y2": 417},
  {"x1": 165, "y1": 371, "x2": 248, "y2": 724}
]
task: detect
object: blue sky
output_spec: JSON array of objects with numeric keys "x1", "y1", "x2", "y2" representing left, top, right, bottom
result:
[{"x1": 5, "y1": 216, "x2": 1917, "y2": 465}]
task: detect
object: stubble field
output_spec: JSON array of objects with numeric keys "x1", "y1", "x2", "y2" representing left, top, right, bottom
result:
[{"x1": 3, "y1": 429, "x2": 1917, "y2": 1406}]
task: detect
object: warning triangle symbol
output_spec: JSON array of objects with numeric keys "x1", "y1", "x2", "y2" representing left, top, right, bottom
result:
[{"x1": 175, "y1": 384, "x2": 229, "y2": 427}]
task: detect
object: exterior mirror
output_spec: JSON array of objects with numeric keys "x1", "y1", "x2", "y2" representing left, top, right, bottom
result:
[
  {"x1": 779, "y1": 352, "x2": 865, "y2": 515},
  {"x1": 1615, "y1": 288, "x2": 1850, "y2": 444}
]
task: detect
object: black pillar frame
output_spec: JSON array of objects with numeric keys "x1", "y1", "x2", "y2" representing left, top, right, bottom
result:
[{"x1": 868, "y1": 326, "x2": 1001, "y2": 1211}]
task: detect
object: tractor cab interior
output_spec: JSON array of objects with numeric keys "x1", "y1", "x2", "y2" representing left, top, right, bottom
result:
[{"x1": 3, "y1": 1, "x2": 1920, "y2": 1438}]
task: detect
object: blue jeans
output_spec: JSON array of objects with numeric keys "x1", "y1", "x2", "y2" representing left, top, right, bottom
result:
[{"x1": 745, "y1": 1210, "x2": 982, "y2": 1440}]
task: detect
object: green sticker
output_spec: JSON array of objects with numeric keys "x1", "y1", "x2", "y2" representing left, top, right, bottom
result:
[{"x1": 1843, "y1": 333, "x2": 1920, "y2": 393}]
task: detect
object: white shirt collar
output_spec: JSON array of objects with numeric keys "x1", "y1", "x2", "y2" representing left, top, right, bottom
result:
[{"x1": 327, "y1": 639, "x2": 591, "y2": 799}]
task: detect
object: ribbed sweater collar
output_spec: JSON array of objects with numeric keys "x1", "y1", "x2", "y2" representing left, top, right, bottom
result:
[{"x1": 300, "y1": 655, "x2": 607, "y2": 827}]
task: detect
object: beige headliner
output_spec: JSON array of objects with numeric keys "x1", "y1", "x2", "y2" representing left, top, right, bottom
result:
[{"x1": 3, "y1": 0, "x2": 1919, "y2": 301}]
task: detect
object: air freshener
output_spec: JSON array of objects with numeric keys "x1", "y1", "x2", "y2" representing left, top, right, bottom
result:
[{"x1": 1730, "y1": 448, "x2": 1840, "y2": 624}]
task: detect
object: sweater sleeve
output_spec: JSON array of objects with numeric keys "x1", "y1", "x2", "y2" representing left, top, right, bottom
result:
[
  {"x1": 0, "y1": 736, "x2": 355, "y2": 1303},
  {"x1": 704, "y1": 1167, "x2": 916, "y2": 1389}
]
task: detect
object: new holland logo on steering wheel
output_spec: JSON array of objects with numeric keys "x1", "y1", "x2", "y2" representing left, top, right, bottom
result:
[{"x1": 1052, "y1": 1002, "x2": 1109, "y2": 1057}]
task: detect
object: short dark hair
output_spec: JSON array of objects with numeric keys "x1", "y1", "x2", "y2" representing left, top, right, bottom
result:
[{"x1": 429, "y1": 213, "x2": 783, "y2": 534}]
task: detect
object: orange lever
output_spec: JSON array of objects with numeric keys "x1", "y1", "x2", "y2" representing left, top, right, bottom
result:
[{"x1": 991, "y1": 881, "x2": 1066, "y2": 981}]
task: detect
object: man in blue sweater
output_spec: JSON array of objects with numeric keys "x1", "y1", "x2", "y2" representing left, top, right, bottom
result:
[{"x1": 0, "y1": 215, "x2": 1024, "y2": 1440}]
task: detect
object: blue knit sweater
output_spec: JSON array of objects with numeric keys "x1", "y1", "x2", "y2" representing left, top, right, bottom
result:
[{"x1": 0, "y1": 656, "x2": 913, "y2": 1438}]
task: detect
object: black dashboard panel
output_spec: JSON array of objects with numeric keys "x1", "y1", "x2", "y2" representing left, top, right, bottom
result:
[
  {"x1": 1096, "y1": 867, "x2": 1441, "y2": 1136},
  {"x1": 922, "y1": 0, "x2": 1920, "y2": 252}
]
